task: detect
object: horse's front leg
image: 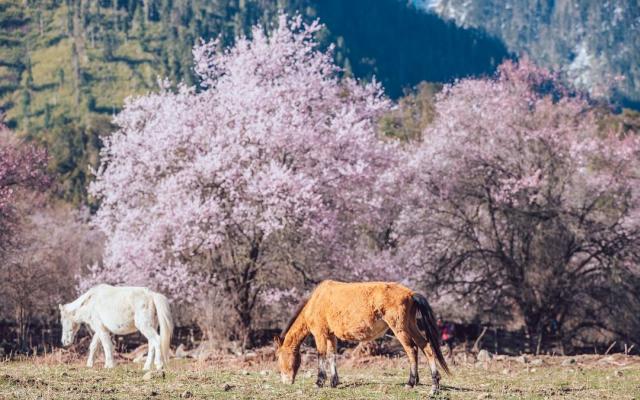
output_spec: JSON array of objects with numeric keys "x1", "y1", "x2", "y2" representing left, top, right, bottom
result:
[
  {"x1": 314, "y1": 333, "x2": 328, "y2": 387},
  {"x1": 327, "y1": 336, "x2": 339, "y2": 388},
  {"x1": 86, "y1": 334, "x2": 100, "y2": 368},
  {"x1": 95, "y1": 327, "x2": 116, "y2": 368}
]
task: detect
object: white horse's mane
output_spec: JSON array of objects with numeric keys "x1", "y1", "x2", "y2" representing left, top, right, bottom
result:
[{"x1": 66, "y1": 285, "x2": 99, "y2": 313}]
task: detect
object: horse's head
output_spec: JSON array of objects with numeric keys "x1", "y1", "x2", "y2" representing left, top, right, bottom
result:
[
  {"x1": 59, "y1": 304, "x2": 80, "y2": 347},
  {"x1": 274, "y1": 336, "x2": 300, "y2": 384}
]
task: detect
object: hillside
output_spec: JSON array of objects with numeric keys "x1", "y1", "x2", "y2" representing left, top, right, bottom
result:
[
  {"x1": 421, "y1": 0, "x2": 640, "y2": 107},
  {"x1": 315, "y1": 0, "x2": 508, "y2": 98},
  {"x1": 0, "y1": 0, "x2": 304, "y2": 127}
]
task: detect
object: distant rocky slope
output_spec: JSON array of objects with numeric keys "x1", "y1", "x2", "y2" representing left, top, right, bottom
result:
[{"x1": 418, "y1": 0, "x2": 640, "y2": 107}]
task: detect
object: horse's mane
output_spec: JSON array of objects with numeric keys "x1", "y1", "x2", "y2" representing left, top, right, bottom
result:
[
  {"x1": 280, "y1": 297, "x2": 309, "y2": 340},
  {"x1": 66, "y1": 286, "x2": 97, "y2": 313}
]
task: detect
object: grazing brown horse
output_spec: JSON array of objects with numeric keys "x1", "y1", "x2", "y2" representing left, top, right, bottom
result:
[{"x1": 275, "y1": 280, "x2": 450, "y2": 394}]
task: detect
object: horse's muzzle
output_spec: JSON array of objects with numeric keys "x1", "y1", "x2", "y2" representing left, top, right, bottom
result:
[{"x1": 281, "y1": 373, "x2": 294, "y2": 385}]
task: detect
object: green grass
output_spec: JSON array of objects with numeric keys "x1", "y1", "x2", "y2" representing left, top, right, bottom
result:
[{"x1": 1, "y1": 353, "x2": 639, "y2": 399}]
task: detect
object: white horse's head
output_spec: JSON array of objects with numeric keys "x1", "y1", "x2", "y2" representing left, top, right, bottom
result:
[{"x1": 59, "y1": 304, "x2": 80, "y2": 347}]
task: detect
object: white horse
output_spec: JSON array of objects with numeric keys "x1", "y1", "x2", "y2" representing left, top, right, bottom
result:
[{"x1": 59, "y1": 284, "x2": 173, "y2": 370}]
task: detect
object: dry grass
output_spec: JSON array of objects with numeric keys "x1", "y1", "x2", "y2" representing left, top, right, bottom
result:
[{"x1": 1, "y1": 350, "x2": 639, "y2": 399}]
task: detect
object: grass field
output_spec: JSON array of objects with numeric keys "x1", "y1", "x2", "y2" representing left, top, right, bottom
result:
[{"x1": 1, "y1": 351, "x2": 639, "y2": 399}]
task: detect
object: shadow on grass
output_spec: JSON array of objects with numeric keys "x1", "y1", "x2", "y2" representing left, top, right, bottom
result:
[
  {"x1": 338, "y1": 381, "x2": 476, "y2": 393},
  {"x1": 440, "y1": 384, "x2": 475, "y2": 392},
  {"x1": 338, "y1": 380, "x2": 417, "y2": 389},
  {"x1": 336, "y1": 381, "x2": 377, "y2": 389}
]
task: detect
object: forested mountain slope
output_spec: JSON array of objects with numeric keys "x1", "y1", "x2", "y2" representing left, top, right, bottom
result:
[
  {"x1": 315, "y1": 0, "x2": 508, "y2": 98},
  {"x1": 1, "y1": 0, "x2": 507, "y2": 203},
  {"x1": 420, "y1": 0, "x2": 640, "y2": 107}
]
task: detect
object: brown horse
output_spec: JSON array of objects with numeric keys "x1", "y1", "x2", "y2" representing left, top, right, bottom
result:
[{"x1": 275, "y1": 280, "x2": 450, "y2": 394}]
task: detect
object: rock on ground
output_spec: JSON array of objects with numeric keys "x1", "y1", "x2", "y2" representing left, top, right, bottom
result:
[
  {"x1": 476, "y1": 349, "x2": 492, "y2": 362},
  {"x1": 174, "y1": 344, "x2": 189, "y2": 359},
  {"x1": 142, "y1": 370, "x2": 165, "y2": 381}
]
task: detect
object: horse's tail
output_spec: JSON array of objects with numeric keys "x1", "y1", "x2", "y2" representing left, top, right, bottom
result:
[
  {"x1": 152, "y1": 292, "x2": 174, "y2": 365},
  {"x1": 412, "y1": 293, "x2": 450, "y2": 375}
]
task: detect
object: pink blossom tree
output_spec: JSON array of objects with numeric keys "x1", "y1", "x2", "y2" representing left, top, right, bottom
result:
[
  {"x1": 88, "y1": 15, "x2": 398, "y2": 346},
  {"x1": 397, "y1": 60, "x2": 640, "y2": 352},
  {"x1": 0, "y1": 126, "x2": 49, "y2": 256}
]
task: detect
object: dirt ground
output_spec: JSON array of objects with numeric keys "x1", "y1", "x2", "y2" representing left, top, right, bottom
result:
[{"x1": 1, "y1": 348, "x2": 639, "y2": 399}]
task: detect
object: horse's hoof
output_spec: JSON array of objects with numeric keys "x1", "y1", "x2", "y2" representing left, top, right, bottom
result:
[
  {"x1": 405, "y1": 378, "x2": 417, "y2": 388},
  {"x1": 316, "y1": 372, "x2": 326, "y2": 388},
  {"x1": 330, "y1": 376, "x2": 339, "y2": 388}
]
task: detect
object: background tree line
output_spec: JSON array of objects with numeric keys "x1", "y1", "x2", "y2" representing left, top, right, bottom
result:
[{"x1": 1, "y1": 5, "x2": 639, "y2": 357}]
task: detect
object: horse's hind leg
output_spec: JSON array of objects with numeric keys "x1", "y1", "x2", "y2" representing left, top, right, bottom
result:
[
  {"x1": 388, "y1": 327, "x2": 419, "y2": 387},
  {"x1": 137, "y1": 323, "x2": 162, "y2": 370},
  {"x1": 143, "y1": 343, "x2": 155, "y2": 371},
  {"x1": 327, "y1": 336, "x2": 339, "y2": 388},
  {"x1": 423, "y1": 344, "x2": 441, "y2": 394},
  {"x1": 135, "y1": 304, "x2": 164, "y2": 370},
  {"x1": 408, "y1": 323, "x2": 440, "y2": 394}
]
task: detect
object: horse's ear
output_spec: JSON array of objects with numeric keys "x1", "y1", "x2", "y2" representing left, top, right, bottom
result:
[{"x1": 273, "y1": 336, "x2": 282, "y2": 349}]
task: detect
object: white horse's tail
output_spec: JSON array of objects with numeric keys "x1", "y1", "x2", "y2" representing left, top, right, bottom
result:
[{"x1": 152, "y1": 292, "x2": 174, "y2": 365}]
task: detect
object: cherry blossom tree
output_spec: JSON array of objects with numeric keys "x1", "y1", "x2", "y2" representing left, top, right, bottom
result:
[
  {"x1": 397, "y1": 60, "x2": 640, "y2": 352},
  {"x1": 88, "y1": 15, "x2": 398, "y2": 346},
  {"x1": 0, "y1": 126, "x2": 49, "y2": 256}
]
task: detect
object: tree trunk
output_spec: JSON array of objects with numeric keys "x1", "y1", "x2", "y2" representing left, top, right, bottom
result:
[
  {"x1": 523, "y1": 325, "x2": 531, "y2": 354},
  {"x1": 235, "y1": 286, "x2": 253, "y2": 350},
  {"x1": 232, "y1": 244, "x2": 260, "y2": 350},
  {"x1": 143, "y1": 0, "x2": 150, "y2": 23},
  {"x1": 523, "y1": 316, "x2": 545, "y2": 355},
  {"x1": 535, "y1": 329, "x2": 543, "y2": 355}
]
